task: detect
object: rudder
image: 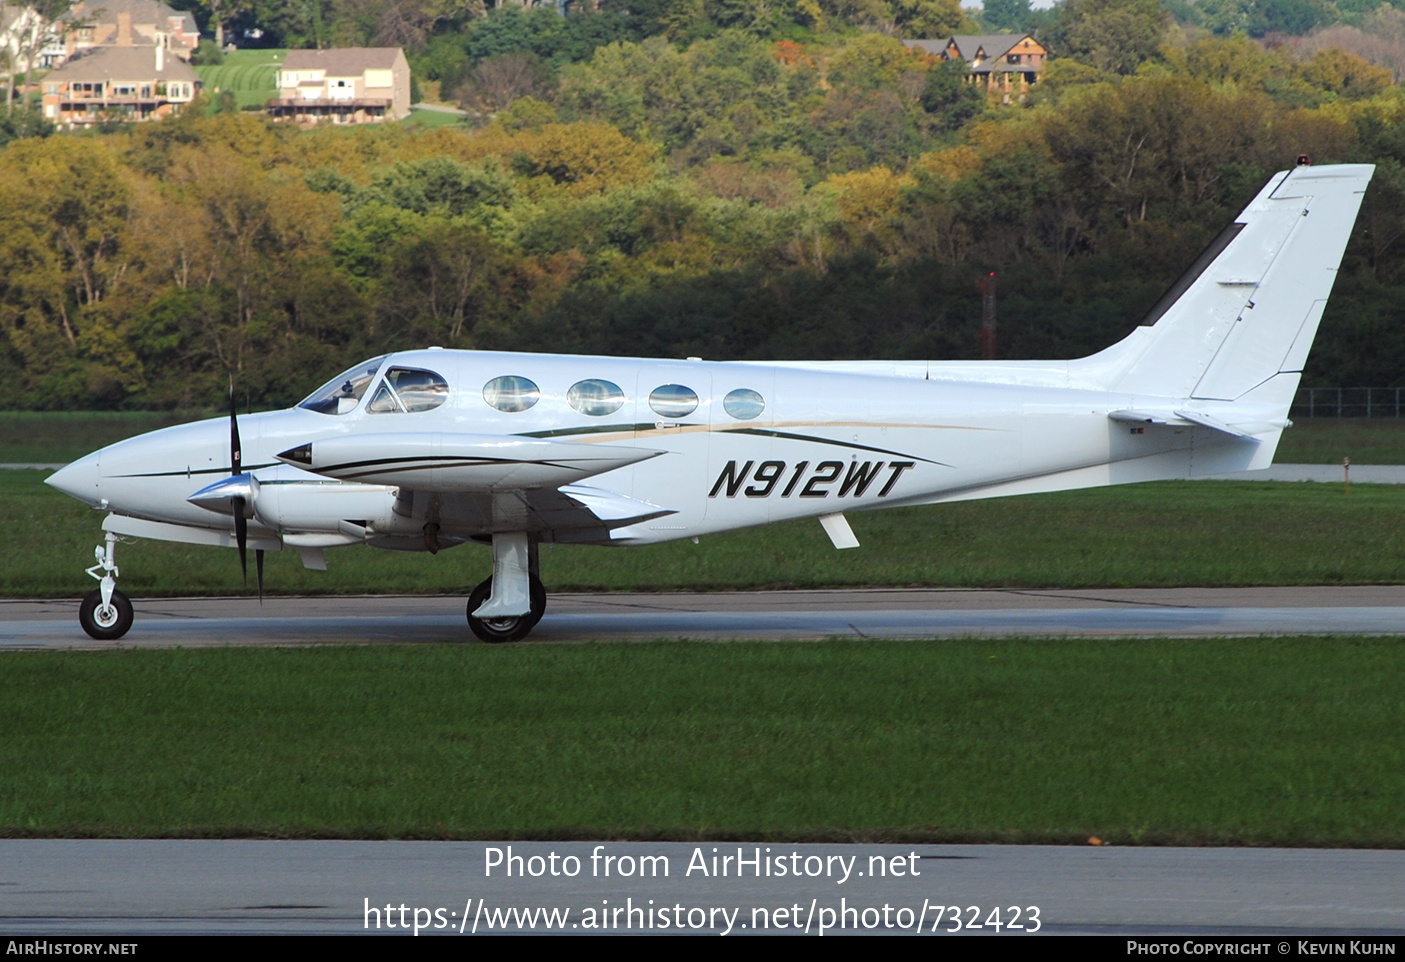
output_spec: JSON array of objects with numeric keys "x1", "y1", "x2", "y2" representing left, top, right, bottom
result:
[{"x1": 1106, "y1": 163, "x2": 1373, "y2": 402}]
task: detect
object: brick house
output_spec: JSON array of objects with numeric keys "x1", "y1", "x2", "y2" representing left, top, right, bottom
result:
[
  {"x1": 905, "y1": 34, "x2": 1048, "y2": 103},
  {"x1": 68, "y1": 0, "x2": 201, "y2": 62},
  {"x1": 42, "y1": 45, "x2": 201, "y2": 125},
  {"x1": 268, "y1": 48, "x2": 411, "y2": 125}
]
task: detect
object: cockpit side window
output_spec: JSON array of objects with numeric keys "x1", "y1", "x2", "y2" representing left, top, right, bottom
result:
[
  {"x1": 367, "y1": 367, "x2": 450, "y2": 414},
  {"x1": 299, "y1": 356, "x2": 388, "y2": 415}
]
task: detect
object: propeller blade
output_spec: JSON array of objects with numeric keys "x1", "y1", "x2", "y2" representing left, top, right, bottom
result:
[
  {"x1": 234, "y1": 495, "x2": 247, "y2": 585},
  {"x1": 229, "y1": 386, "x2": 242, "y2": 477},
  {"x1": 255, "y1": 549, "x2": 265, "y2": 604}
]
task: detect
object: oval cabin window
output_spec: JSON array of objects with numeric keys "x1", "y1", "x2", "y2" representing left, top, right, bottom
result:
[
  {"x1": 567, "y1": 379, "x2": 626, "y2": 417},
  {"x1": 723, "y1": 388, "x2": 765, "y2": 420},
  {"x1": 648, "y1": 384, "x2": 698, "y2": 419},
  {"x1": 483, "y1": 375, "x2": 541, "y2": 413}
]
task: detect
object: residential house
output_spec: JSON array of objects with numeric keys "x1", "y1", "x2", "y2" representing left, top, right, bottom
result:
[
  {"x1": 905, "y1": 34, "x2": 1048, "y2": 103},
  {"x1": 1, "y1": 4, "x2": 65, "y2": 72},
  {"x1": 42, "y1": 44, "x2": 201, "y2": 125},
  {"x1": 268, "y1": 48, "x2": 411, "y2": 125},
  {"x1": 68, "y1": 0, "x2": 201, "y2": 63}
]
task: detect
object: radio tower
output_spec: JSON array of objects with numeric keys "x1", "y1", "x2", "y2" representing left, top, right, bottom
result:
[{"x1": 979, "y1": 272, "x2": 997, "y2": 360}]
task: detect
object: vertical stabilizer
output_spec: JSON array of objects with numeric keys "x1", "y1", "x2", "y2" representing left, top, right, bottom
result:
[{"x1": 1107, "y1": 164, "x2": 1373, "y2": 401}]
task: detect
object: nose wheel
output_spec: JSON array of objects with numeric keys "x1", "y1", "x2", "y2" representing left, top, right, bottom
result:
[
  {"x1": 80, "y1": 588, "x2": 134, "y2": 640},
  {"x1": 79, "y1": 530, "x2": 134, "y2": 640},
  {"x1": 466, "y1": 576, "x2": 546, "y2": 642}
]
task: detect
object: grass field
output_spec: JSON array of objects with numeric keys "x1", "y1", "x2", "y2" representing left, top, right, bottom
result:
[
  {"x1": 6, "y1": 412, "x2": 1404, "y2": 465},
  {"x1": 406, "y1": 107, "x2": 469, "y2": 128},
  {"x1": 2, "y1": 639, "x2": 1401, "y2": 843},
  {"x1": 0, "y1": 410, "x2": 220, "y2": 464},
  {"x1": 194, "y1": 49, "x2": 284, "y2": 111}
]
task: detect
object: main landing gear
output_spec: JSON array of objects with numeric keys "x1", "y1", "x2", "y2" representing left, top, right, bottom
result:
[
  {"x1": 466, "y1": 575, "x2": 546, "y2": 642},
  {"x1": 466, "y1": 532, "x2": 547, "y2": 642},
  {"x1": 79, "y1": 531, "x2": 133, "y2": 641}
]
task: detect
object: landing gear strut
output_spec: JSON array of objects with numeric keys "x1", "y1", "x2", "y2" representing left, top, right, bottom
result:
[
  {"x1": 466, "y1": 532, "x2": 546, "y2": 642},
  {"x1": 79, "y1": 531, "x2": 133, "y2": 640}
]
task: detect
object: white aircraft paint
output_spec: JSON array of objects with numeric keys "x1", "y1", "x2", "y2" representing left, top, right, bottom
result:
[{"x1": 45, "y1": 163, "x2": 1374, "y2": 642}]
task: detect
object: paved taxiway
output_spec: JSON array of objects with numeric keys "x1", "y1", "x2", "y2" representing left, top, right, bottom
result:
[
  {"x1": 3, "y1": 841, "x2": 1403, "y2": 935},
  {"x1": 6, "y1": 587, "x2": 1405, "y2": 647}
]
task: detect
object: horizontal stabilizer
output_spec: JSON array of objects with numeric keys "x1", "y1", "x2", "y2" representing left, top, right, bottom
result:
[
  {"x1": 1109, "y1": 408, "x2": 1288, "y2": 439},
  {"x1": 278, "y1": 433, "x2": 662, "y2": 491}
]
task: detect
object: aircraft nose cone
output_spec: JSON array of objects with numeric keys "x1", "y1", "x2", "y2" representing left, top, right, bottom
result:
[{"x1": 45, "y1": 453, "x2": 103, "y2": 505}]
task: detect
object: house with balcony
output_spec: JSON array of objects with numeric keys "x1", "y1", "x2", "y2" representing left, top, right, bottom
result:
[
  {"x1": 268, "y1": 48, "x2": 411, "y2": 125},
  {"x1": 905, "y1": 33, "x2": 1048, "y2": 103},
  {"x1": 41, "y1": 44, "x2": 201, "y2": 125}
]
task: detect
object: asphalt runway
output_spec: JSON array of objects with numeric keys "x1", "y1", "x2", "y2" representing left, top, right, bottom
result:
[
  {"x1": 6, "y1": 587, "x2": 1405, "y2": 648},
  {"x1": 2, "y1": 840, "x2": 1403, "y2": 936}
]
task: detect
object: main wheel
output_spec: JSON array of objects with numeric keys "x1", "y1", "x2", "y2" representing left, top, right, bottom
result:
[
  {"x1": 80, "y1": 588, "x2": 134, "y2": 641},
  {"x1": 466, "y1": 576, "x2": 546, "y2": 643}
]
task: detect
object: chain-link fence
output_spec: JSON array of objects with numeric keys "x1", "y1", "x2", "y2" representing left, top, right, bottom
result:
[{"x1": 1291, "y1": 388, "x2": 1405, "y2": 419}]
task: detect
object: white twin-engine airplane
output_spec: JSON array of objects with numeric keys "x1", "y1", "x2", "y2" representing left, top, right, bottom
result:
[{"x1": 46, "y1": 162, "x2": 1372, "y2": 642}]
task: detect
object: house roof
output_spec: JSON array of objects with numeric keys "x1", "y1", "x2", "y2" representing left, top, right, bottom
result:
[
  {"x1": 73, "y1": 0, "x2": 198, "y2": 35},
  {"x1": 48, "y1": 45, "x2": 199, "y2": 82},
  {"x1": 282, "y1": 48, "x2": 403, "y2": 76},
  {"x1": 904, "y1": 34, "x2": 1044, "y2": 66}
]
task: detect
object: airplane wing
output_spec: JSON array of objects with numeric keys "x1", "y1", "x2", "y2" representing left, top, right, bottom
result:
[{"x1": 276, "y1": 433, "x2": 676, "y2": 545}]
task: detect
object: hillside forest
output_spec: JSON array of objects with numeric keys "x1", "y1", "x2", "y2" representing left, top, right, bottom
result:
[{"x1": 6, "y1": 0, "x2": 1405, "y2": 409}]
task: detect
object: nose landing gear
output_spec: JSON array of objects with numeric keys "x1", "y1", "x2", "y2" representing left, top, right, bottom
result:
[{"x1": 79, "y1": 531, "x2": 133, "y2": 641}]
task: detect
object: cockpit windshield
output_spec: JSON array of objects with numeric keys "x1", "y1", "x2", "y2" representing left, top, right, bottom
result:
[{"x1": 298, "y1": 355, "x2": 388, "y2": 415}]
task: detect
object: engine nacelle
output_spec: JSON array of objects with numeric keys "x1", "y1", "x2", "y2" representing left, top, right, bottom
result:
[{"x1": 277, "y1": 432, "x2": 661, "y2": 491}]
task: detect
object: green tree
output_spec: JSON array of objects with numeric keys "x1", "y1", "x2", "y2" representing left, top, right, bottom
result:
[
  {"x1": 1053, "y1": 0, "x2": 1168, "y2": 75},
  {"x1": 920, "y1": 56, "x2": 985, "y2": 131},
  {"x1": 981, "y1": 0, "x2": 1034, "y2": 31},
  {"x1": 892, "y1": 0, "x2": 970, "y2": 37}
]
